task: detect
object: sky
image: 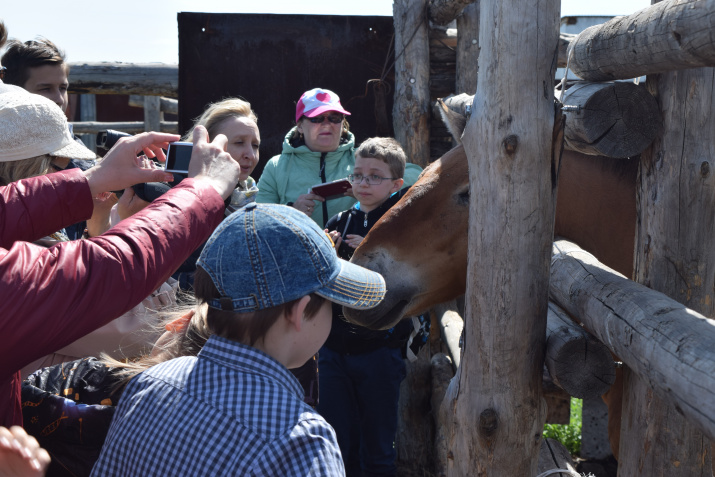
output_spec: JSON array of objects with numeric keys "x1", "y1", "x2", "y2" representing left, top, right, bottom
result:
[{"x1": 2, "y1": 0, "x2": 652, "y2": 64}]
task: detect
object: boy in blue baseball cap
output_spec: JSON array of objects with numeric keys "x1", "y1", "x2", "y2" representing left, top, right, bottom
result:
[{"x1": 92, "y1": 203, "x2": 386, "y2": 477}]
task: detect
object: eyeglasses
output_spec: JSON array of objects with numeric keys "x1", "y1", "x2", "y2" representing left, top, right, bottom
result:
[
  {"x1": 348, "y1": 174, "x2": 397, "y2": 185},
  {"x1": 0, "y1": 67, "x2": 6, "y2": 80},
  {"x1": 306, "y1": 114, "x2": 344, "y2": 124}
]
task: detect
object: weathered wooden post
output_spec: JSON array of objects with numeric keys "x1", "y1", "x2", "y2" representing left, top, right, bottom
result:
[
  {"x1": 623, "y1": 0, "x2": 715, "y2": 473},
  {"x1": 440, "y1": 0, "x2": 560, "y2": 474},
  {"x1": 392, "y1": 0, "x2": 431, "y2": 168},
  {"x1": 455, "y1": 2, "x2": 479, "y2": 95}
]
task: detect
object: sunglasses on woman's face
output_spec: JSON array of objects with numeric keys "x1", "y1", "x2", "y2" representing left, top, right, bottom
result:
[{"x1": 306, "y1": 114, "x2": 344, "y2": 124}]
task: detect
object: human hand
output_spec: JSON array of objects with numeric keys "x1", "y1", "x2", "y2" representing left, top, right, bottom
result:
[
  {"x1": 0, "y1": 426, "x2": 50, "y2": 477},
  {"x1": 187, "y1": 125, "x2": 240, "y2": 200},
  {"x1": 292, "y1": 192, "x2": 324, "y2": 216},
  {"x1": 83, "y1": 132, "x2": 178, "y2": 197},
  {"x1": 326, "y1": 230, "x2": 342, "y2": 248},
  {"x1": 116, "y1": 187, "x2": 151, "y2": 221},
  {"x1": 342, "y1": 234, "x2": 364, "y2": 249},
  {"x1": 86, "y1": 191, "x2": 119, "y2": 237}
]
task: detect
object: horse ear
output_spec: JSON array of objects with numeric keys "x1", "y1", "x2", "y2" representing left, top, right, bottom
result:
[{"x1": 437, "y1": 93, "x2": 474, "y2": 145}]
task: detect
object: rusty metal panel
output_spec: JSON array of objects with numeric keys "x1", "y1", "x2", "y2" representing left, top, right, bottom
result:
[{"x1": 178, "y1": 13, "x2": 395, "y2": 180}]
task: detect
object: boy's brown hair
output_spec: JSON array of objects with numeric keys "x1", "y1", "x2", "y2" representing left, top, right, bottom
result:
[
  {"x1": 194, "y1": 266, "x2": 326, "y2": 346},
  {"x1": 0, "y1": 21, "x2": 7, "y2": 50},
  {"x1": 1, "y1": 38, "x2": 67, "y2": 87},
  {"x1": 355, "y1": 137, "x2": 406, "y2": 180}
]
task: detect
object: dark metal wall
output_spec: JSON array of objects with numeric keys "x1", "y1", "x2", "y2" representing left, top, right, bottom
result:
[{"x1": 178, "y1": 13, "x2": 395, "y2": 180}]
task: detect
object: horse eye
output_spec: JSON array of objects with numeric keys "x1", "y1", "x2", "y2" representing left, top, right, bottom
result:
[{"x1": 456, "y1": 187, "x2": 470, "y2": 205}]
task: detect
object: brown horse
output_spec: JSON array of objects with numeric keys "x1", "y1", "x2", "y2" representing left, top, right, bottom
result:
[
  {"x1": 343, "y1": 144, "x2": 638, "y2": 458},
  {"x1": 344, "y1": 145, "x2": 637, "y2": 329}
]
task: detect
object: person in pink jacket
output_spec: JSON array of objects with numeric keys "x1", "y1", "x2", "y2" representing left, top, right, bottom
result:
[{"x1": 0, "y1": 90, "x2": 241, "y2": 427}]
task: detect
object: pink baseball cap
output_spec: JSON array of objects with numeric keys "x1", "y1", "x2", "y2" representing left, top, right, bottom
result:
[{"x1": 295, "y1": 88, "x2": 351, "y2": 123}]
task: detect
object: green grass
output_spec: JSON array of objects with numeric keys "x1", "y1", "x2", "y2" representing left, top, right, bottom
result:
[{"x1": 543, "y1": 398, "x2": 583, "y2": 456}]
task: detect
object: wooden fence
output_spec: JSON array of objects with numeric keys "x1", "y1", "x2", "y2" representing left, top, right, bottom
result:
[
  {"x1": 391, "y1": 0, "x2": 715, "y2": 476},
  {"x1": 67, "y1": 63, "x2": 179, "y2": 151}
]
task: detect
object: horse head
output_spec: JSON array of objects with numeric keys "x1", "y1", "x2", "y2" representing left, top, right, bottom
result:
[{"x1": 344, "y1": 145, "x2": 470, "y2": 330}]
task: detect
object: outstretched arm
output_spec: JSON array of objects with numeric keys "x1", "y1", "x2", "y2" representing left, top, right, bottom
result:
[
  {"x1": 1, "y1": 126, "x2": 241, "y2": 376},
  {"x1": 0, "y1": 132, "x2": 180, "y2": 248}
]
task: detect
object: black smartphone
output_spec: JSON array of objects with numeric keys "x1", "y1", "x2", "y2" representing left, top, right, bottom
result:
[{"x1": 165, "y1": 142, "x2": 193, "y2": 174}]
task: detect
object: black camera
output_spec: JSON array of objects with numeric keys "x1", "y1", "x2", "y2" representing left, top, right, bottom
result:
[
  {"x1": 165, "y1": 142, "x2": 193, "y2": 174},
  {"x1": 96, "y1": 129, "x2": 132, "y2": 150}
]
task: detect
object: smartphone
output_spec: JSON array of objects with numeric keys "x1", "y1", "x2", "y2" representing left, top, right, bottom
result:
[
  {"x1": 310, "y1": 179, "x2": 352, "y2": 200},
  {"x1": 165, "y1": 141, "x2": 193, "y2": 174}
]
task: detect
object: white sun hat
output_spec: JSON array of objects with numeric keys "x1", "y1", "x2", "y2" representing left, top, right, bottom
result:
[{"x1": 0, "y1": 90, "x2": 96, "y2": 162}]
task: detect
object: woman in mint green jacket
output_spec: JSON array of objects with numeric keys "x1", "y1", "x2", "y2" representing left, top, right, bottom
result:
[{"x1": 257, "y1": 87, "x2": 421, "y2": 227}]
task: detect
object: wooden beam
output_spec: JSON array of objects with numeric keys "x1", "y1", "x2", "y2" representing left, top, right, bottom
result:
[
  {"x1": 622, "y1": 25, "x2": 715, "y2": 475},
  {"x1": 128, "y1": 95, "x2": 178, "y2": 115},
  {"x1": 143, "y1": 96, "x2": 162, "y2": 133},
  {"x1": 569, "y1": 0, "x2": 715, "y2": 81},
  {"x1": 545, "y1": 301, "x2": 615, "y2": 399},
  {"x1": 393, "y1": 0, "x2": 431, "y2": 168},
  {"x1": 70, "y1": 121, "x2": 178, "y2": 134},
  {"x1": 429, "y1": 0, "x2": 478, "y2": 26},
  {"x1": 433, "y1": 301, "x2": 463, "y2": 370},
  {"x1": 556, "y1": 81, "x2": 662, "y2": 158},
  {"x1": 435, "y1": 297, "x2": 615, "y2": 398},
  {"x1": 549, "y1": 239, "x2": 715, "y2": 444},
  {"x1": 431, "y1": 352, "x2": 454, "y2": 476},
  {"x1": 67, "y1": 62, "x2": 178, "y2": 98},
  {"x1": 438, "y1": 81, "x2": 662, "y2": 159},
  {"x1": 449, "y1": 0, "x2": 559, "y2": 473},
  {"x1": 455, "y1": 2, "x2": 479, "y2": 95},
  {"x1": 79, "y1": 94, "x2": 97, "y2": 152},
  {"x1": 537, "y1": 439, "x2": 578, "y2": 474}
]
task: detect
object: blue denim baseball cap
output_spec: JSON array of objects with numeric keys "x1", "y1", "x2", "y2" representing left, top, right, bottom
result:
[{"x1": 197, "y1": 203, "x2": 386, "y2": 312}]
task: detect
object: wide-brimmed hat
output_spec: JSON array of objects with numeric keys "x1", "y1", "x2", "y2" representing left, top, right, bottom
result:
[
  {"x1": 197, "y1": 203, "x2": 386, "y2": 312},
  {"x1": 295, "y1": 87, "x2": 351, "y2": 123},
  {"x1": 0, "y1": 90, "x2": 96, "y2": 162}
]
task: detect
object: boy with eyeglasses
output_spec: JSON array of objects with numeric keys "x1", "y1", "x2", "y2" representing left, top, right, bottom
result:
[{"x1": 320, "y1": 137, "x2": 416, "y2": 477}]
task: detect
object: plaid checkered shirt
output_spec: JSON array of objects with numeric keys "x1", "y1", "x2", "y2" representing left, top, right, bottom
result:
[{"x1": 91, "y1": 335, "x2": 345, "y2": 476}]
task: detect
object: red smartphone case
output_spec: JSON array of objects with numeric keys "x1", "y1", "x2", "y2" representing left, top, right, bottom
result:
[{"x1": 310, "y1": 179, "x2": 352, "y2": 200}]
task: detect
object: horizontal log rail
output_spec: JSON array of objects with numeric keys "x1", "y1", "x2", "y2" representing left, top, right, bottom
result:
[
  {"x1": 437, "y1": 84, "x2": 660, "y2": 158},
  {"x1": 568, "y1": 0, "x2": 715, "y2": 81},
  {"x1": 546, "y1": 301, "x2": 615, "y2": 398},
  {"x1": 432, "y1": 297, "x2": 614, "y2": 399},
  {"x1": 428, "y1": 0, "x2": 477, "y2": 26},
  {"x1": 128, "y1": 95, "x2": 178, "y2": 115},
  {"x1": 556, "y1": 81, "x2": 662, "y2": 158},
  {"x1": 550, "y1": 239, "x2": 715, "y2": 441},
  {"x1": 67, "y1": 62, "x2": 178, "y2": 97},
  {"x1": 71, "y1": 121, "x2": 179, "y2": 135}
]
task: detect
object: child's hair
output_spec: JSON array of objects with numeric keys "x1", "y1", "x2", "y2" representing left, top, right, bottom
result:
[
  {"x1": 193, "y1": 266, "x2": 326, "y2": 345},
  {"x1": 1, "y1": 38, "x2": 67, "y2": 87},
  {"x1": 355, "y1": 137, "x2": 406, "y2": 180},
  {"x1": 0, "y1": 21, "x2": 7, "y2": 50},
  {"x1": 104, "y1": 266, "x2": 326, "y2": 389},
  {"x1": 183, "y1": 97, "x2": 257, "y2": 142}
]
